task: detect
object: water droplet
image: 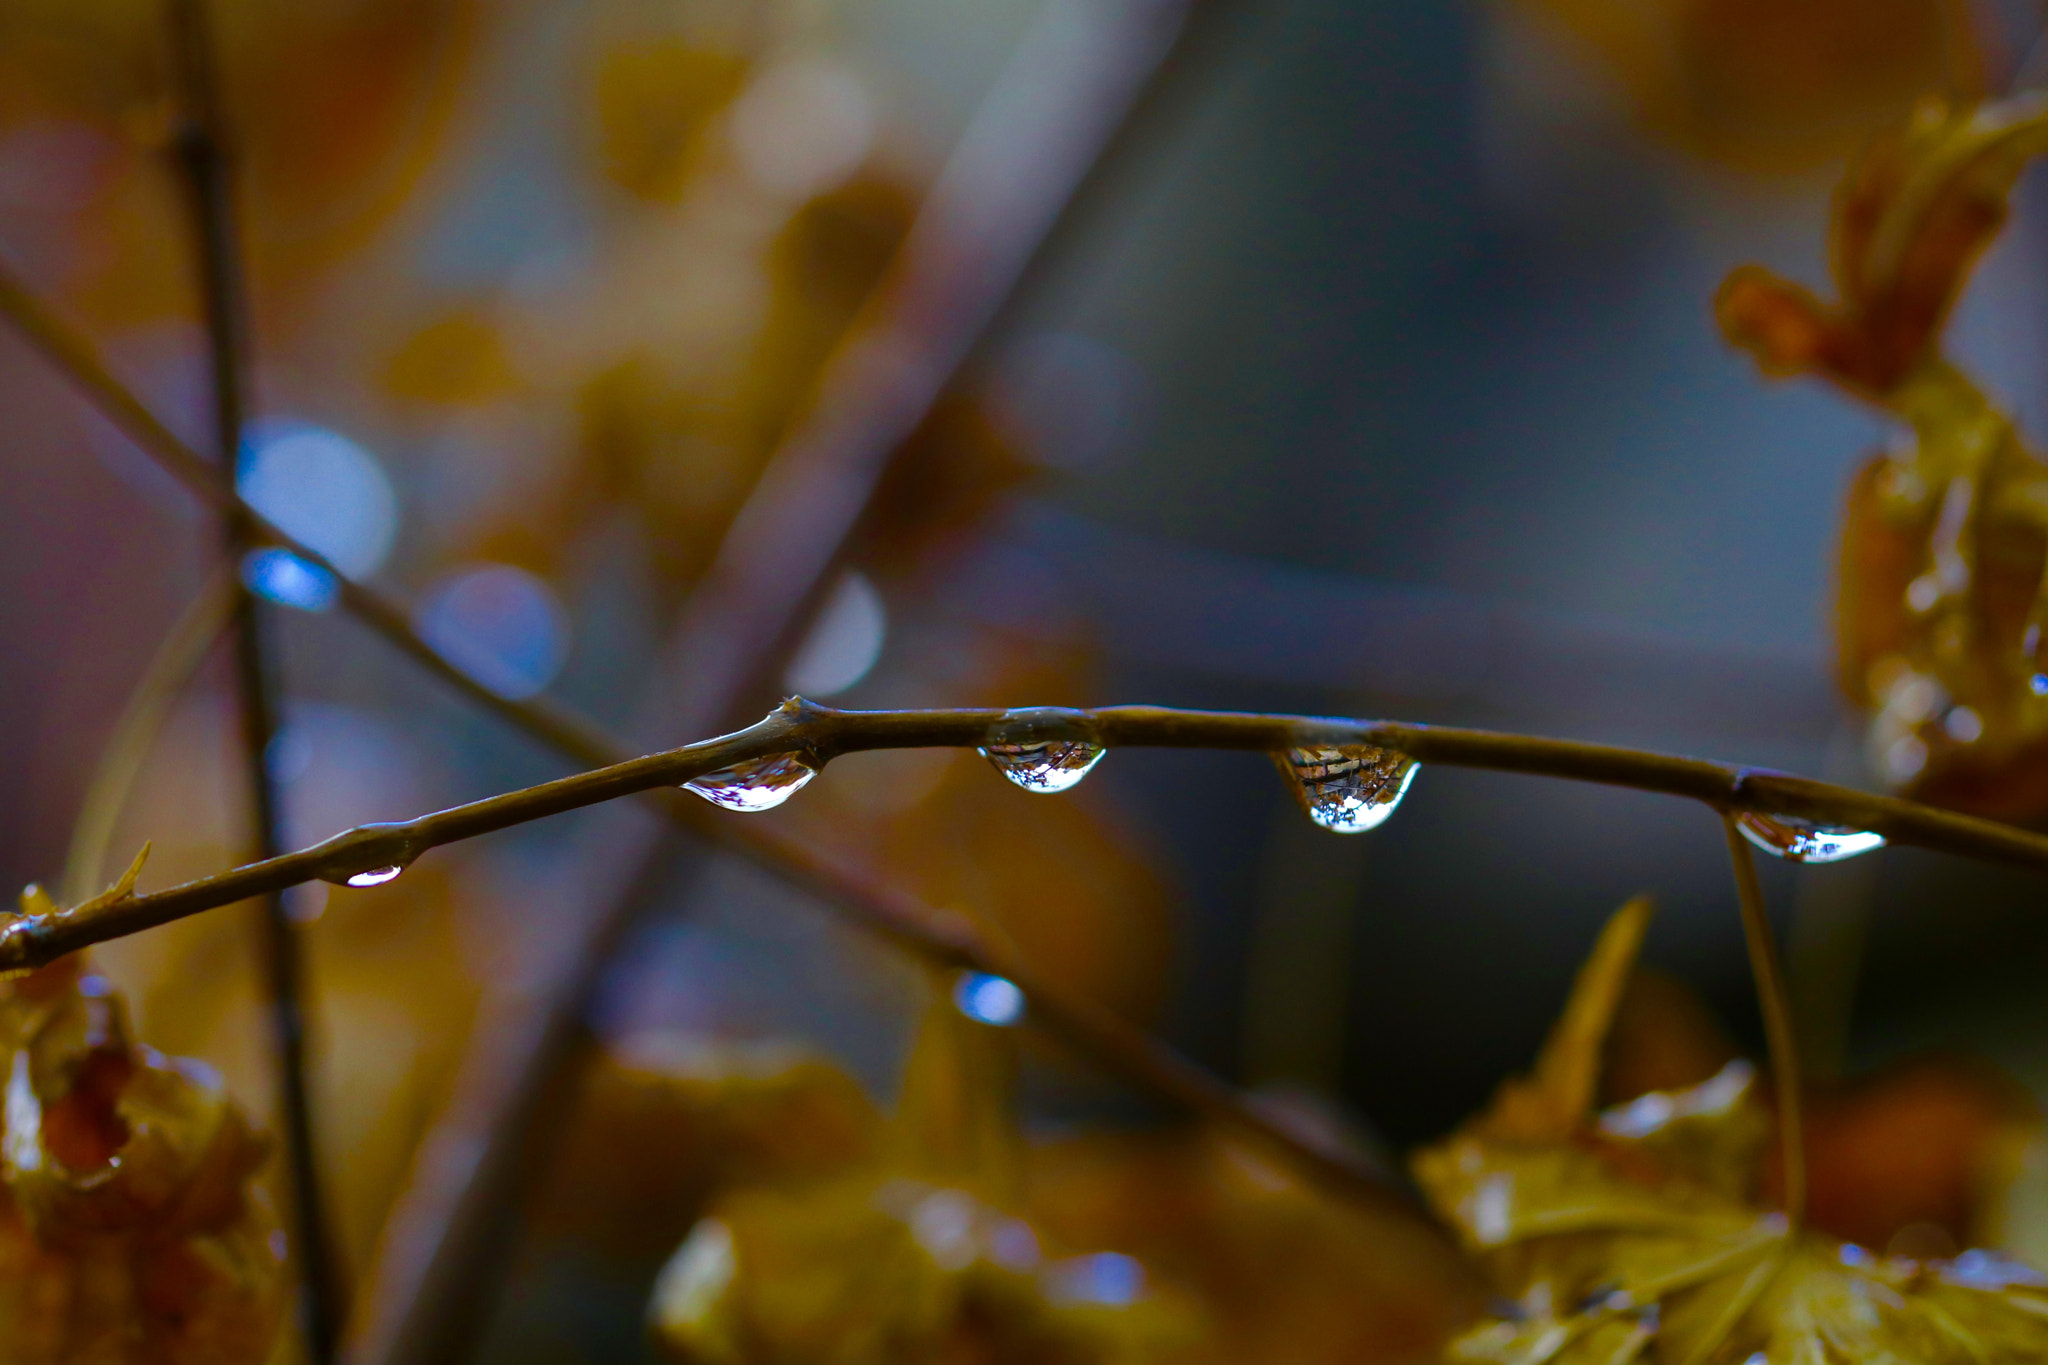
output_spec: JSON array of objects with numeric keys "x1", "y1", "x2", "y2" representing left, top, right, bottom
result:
[
  {"x1": 1944, "y1": 706, "x2": 1984, "y2": 743},
  {"x1": 684, "y1": 752, "x2": 818, "y2": 812},
  {"x1": 1277, "y1": 744, "x2": 1418, "y2": 833},
  {"x1": 953, "y1": 972, "x2": 1025, "y2": 1026},
  {"x1": 1735, "y1": 812, "x2": 1885, "y2": 864},
  {"x1": 1907, "y1": 575, "x2": 1941, "y2": 613},
  {"x1": 978, "y1": 709, "x2": 1104, "y2": 794},
  {"x1": 2032, "y1": 673, "x2": 2048, "y2": 697},
  {"x1": 345, "y1": 865, "x2": 405, "y2": 888}
]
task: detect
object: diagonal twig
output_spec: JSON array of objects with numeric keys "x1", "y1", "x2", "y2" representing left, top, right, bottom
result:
[
  {"x1": 15, "y1": 700, "x2": 2048, "y2": 971},
  {"x1": 651, "y1": 0, "x2": 1198, "y2": 741},
  {"x1": 355, "y1": 2, "x2": 1234, "y2": 1354},
  {"x1": 0, "y1": 261, "x2": 1455, "y2": 1257},
  {"x1": 164, "y1": 0, "x2": 343, "y2": 1354},
  {"x1": 60, "y1": 569, "x2": 235, "y2": 905}
]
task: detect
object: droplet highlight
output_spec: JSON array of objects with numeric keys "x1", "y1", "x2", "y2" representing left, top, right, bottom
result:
[
  {"x1": 684, "y1": 752, "x2": 818, "y2": 812},
  {"x1": 1278, "y1": 744, "x2": 1418, "y2": 833},
  {"x1": 345, "y1": 865, "x2": 405, "y2": 888},
  {"x1": 1735, "y1": 812, "x2": 1885, "y2": 864},
  {"x1": 978, "y1": 708, "x2": 1104, "y2": 794}
]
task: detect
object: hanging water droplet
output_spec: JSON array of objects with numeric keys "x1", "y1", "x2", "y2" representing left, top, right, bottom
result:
[
  {"x1": 684, "y1": 752, "x2": 818, "y2": 812},
  {"x1": 978, "y1": 708, "x2": 1104, "y2": 794},
  {"x1": 1277, "y1": 744, "x2": 1417, "y2": 833},
  {"x1": 345, "y1": 865, "x2": 405, "y2": 888},
  {"x1": 1735, "y1": 812, "x2": 1885, "y2": 864}
]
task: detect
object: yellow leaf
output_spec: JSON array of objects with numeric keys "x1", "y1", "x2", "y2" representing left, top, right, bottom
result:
[{"x1": 1416, "y1": 902, "x2": 2048, "y2": 1364}]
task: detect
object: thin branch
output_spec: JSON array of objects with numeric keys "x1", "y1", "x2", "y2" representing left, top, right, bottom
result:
[
  {"x1": 15, "y1": 699, "x2": 2048, "y2": 968},
  {"x1": 165, "y1": 0, "x2": 343, "y2": 1354},
  {"x1": 11, "y1": 252, "x2": 2044, "y2": 1276},
  {"x1": 61, "y1": 571, "x2": 234, "y2": 904},
  {"x1": 0, "y1": 224, "x2": 1455, "y2": 1223},
  {"x1": 1721, "y1": 814, "x2": 1807, "y2": 1226},
  {"x1": 0, "y1": 205, "x2": 1442, "y2": 1271}
]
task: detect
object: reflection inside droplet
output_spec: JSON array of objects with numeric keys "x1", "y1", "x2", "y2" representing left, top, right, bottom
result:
[
  {"x1": 684, "y1": 753, "x2": 818, "y2": 812},
  {"x1": 1735, "y1": 812, "x2": 1884, "y2": 864},
  {"x1": 953, "y1": 972, "x2": 1025, "y2": 1027},
  {"x1": 979, "y1": 709, "x2": 1104, "y2": 793},
  {"x1": 345, "y1": 865, "x2": 405, "y2": 888},
  {"x1": 1277, "y1": 744, "x2": 1418, "y2": 833}
]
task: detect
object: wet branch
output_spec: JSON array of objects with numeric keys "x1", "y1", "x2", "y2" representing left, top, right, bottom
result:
[
  {"x1": 11, "y1": 698, "x2": 2048, "y2": 972},
  {"x1": 9, "y1": 251, "x2": 2048, "y2": 1267}
]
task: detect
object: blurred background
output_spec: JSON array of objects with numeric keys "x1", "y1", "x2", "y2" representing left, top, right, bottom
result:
[{"x1": 7, "y1": 0, "x2": 2048, "y2": 1359}]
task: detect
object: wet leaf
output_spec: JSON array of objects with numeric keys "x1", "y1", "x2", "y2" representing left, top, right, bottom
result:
[
  {"x1": 1415, "y1": 900, "x2": 2048, "y2": 1363},
  {"x1": 0, "y1": 872, "x2": 285, "y2": 1363},
  {"x1": 533, "y1": 1034, "x2": 883, "y2": 1262},
  {"x1": 1719, "y1": 95, "x2": 2048, "y2": 394},
  {"x1": 649, "y1": 980, "x2": 1205, "y2": 1365},
  {"x1": 1028, "y1": 1120, "x2": 1479, "y2": 1365},
  {"x1": 1719, "y1": 94, "x2": 2048, "y2": 817}
]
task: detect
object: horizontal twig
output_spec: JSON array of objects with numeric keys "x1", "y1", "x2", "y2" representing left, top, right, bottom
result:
[
  {"x1": 12, "y1": 256, "x2": 2048, "y2": 1251},
  {"x1": 11, "y1": 699, "x2": 2048, "y2": 974}
]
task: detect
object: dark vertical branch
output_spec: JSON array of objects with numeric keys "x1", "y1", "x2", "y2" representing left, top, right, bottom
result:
[
  {"x1": 165, "y1": 1, "x2": 343, "y2": 1358},
  {"x1": 1720, "y1": 814, "x2": 1807, "y2": 1228},
  {"x1": 358, "y1": 2, "x2": 1213, "y2": 1357}
]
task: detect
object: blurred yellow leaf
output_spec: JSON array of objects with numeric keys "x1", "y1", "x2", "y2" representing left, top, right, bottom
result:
[
  {"x1": 0, "y1": 876, "x2": 285, "y2": 1363},
  {"x1": 1504, "y1": 0, "x2": 1981, "y2": 173},
  {"x1": 650, "y1": 981, "x2": 1206, "y2": 1365},
  {"x1": 1720, "y1": 95, "x2": 2048, "y2": 818},
  {"x1": 592, "y1": 38, "x2": 750, "y2": 203},
  {"x1": 1414, "y1": 900, "x2": 2048, "y2": 1363}
]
